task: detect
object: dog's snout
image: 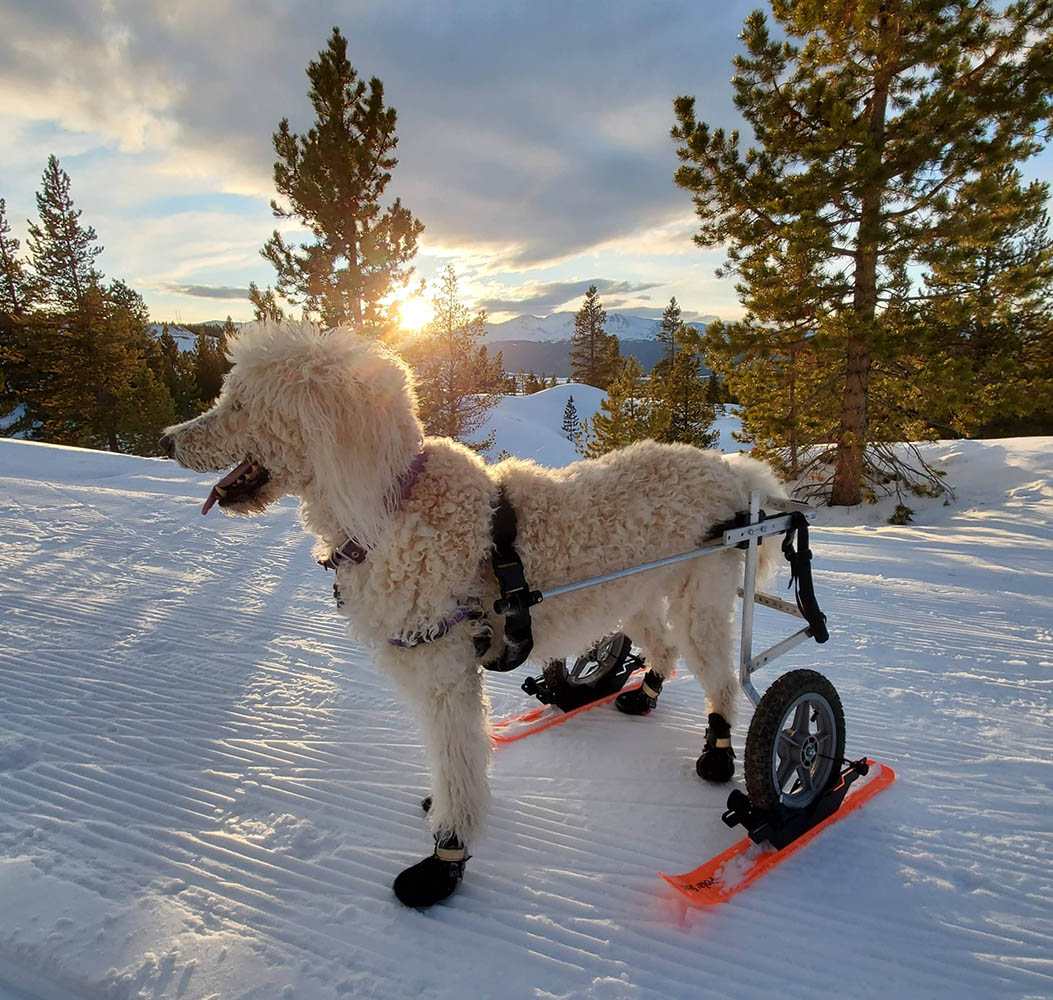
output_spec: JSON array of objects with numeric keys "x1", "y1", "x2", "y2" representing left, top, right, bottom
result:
[{"x1": 159, "y1": 434, "x2": 175, "y2": 459}]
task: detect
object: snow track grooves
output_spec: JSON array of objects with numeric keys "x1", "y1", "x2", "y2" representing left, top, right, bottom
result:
[{"x1": 2, "y1": 441, "x2": 1053, "y2": 998}]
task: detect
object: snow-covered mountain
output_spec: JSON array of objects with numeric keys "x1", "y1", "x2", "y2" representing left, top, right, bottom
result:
[{"x1": 484, "y1": 312, "x2": 711, "y2": 343}]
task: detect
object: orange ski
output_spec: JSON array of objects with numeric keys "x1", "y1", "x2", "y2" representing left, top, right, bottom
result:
[
  {"x1": 489, "y1": 669, "x2": 647, "y2": 745},
  {"x1": 660, "y1": 759, "x2": 895, "y2": 905}
]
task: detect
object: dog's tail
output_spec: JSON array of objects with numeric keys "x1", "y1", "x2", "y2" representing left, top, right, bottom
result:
[{"x1": 722, "y1": 452, "x2": 787, "y2": 589}]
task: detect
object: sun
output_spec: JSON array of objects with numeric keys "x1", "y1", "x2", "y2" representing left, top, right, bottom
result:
[{"x1": 398, "y1": 295, "x2": 433, "y2": 332}]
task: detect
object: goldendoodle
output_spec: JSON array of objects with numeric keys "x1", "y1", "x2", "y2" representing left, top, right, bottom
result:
[{"x1": 161, "y1": 319, "x2": 782, "y2": 907}]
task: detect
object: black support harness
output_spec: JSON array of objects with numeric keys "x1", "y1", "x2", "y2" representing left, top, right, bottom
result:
[{"x1": 483, "y1": 486, "x2": 543, "y2": 672}]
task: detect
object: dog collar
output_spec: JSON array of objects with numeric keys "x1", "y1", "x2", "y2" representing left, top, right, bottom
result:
[{"x1": 320, "y1": 449, "x2": 429, "y2": 570}]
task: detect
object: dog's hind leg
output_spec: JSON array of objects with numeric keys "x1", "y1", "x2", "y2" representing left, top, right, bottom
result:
[
  {"x1": 383, "y1": 639, "x2": 491, "y2": 908},
  {"x1": 668, "y1": 554, "x2": 741, "y2": 782},
  {"x1": 615, "y1": 611, "x2": 677, "y2": 716}
]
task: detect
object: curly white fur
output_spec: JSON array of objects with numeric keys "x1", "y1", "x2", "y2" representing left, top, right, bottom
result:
[{"x1": 163, "y1": 320, "x2": 784, "y2": 849}]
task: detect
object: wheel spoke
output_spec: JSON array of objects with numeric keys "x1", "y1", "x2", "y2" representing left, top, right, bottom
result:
[
  {"x1": 796, "y1": 764, "x2": 814, "y2": 794},
  {"x1": 776, "y1": 754, "x2": 795, "y2": 791},
  {"x1": 792, "y1": 700, "x2": 812, "y2": 736}
]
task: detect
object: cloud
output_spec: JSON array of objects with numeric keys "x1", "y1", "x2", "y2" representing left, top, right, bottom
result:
[
  {"x1": 477, "y1": 279, "x2": 661, "y2": 316},
  {"x1": 0, "y1": 0, "x2": 746, "y2": 265},
  {"x1": 163, "y1": 283, "x2": 249, "y2": 300}
]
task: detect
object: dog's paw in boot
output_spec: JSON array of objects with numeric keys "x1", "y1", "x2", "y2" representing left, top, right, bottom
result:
[
  {"x1": 616, "y1": 669, "x2": 664, "y2": 716},
  {"x1": 695, "y1": 712, "x2": 736, "y2": 782},
  {"x1": 393, "y1": 834, "x2": 467, "y2": 908}
]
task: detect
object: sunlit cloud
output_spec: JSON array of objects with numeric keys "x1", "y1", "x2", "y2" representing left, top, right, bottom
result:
[{"x1": 4, "y1": 1, "x2": 1049, "y2": 326}]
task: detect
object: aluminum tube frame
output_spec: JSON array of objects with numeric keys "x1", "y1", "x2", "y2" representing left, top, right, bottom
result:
[{"x1": 534, "y1": 490, "x2": 819, "y2": 708}]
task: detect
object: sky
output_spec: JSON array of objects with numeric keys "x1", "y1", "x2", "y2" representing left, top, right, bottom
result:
[{"x1": 1, "y1": 1, "x2": 1051, "y2": 328}]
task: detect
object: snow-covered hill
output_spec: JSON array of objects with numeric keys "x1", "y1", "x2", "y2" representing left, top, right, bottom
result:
[
  {"x1": 0, "y1": 434, "x2": 1050, "y2": 999},
  {"x1": 477, "y1": 384, "x2": 744, "y2": 464},
  {"x1": 485, "y1": 312, "x2": 708, "y2": 343},
  {"x1": 147, "y1": 323, "x2": 200, "y2": 353}
]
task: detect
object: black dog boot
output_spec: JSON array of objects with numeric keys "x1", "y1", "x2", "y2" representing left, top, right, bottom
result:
[
  {"x1": 393, "y1": 834, "x2": 468, "y2": 908},
  {"x1": 615, "y1": 669, "x2": 664, "y2": 715},
  {"x1": 696, "y1": 712, "x2": 736, "y2": 782}
]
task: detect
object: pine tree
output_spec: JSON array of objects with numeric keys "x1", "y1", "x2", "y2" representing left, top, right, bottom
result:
[
  {"x1": 569, "y1": 285, "x2": 621, "y2": 388},
  {"x1": 575, "y1": 416, "x2": 591, "y2": 456},
  {"x1": 654, "y1": 297, "x2": 682, "y2": 378},
  {"x1": 672, "y1": 0, "x2": 1053, "y2": 505},
  {"x1": 248, "y1": 282, "x2": 284, "y2": 322},
  {"x1": 561, "y1": 395, "x2": 579, "y2": 440},
  {"x1": 405, "y1": 264, "x2": 501, "y2": 450},
  {"x1": 0, "y1": 198, "x2": 36, "y2": 430},
  {"x1": 916, "y1": 169, "x2": 1053, "y2": 438},
  {"x1": 697, "y1": 319, "x2": 836, "y2": 479},
  {"x1": 28, "y1": 283, "x2": 169, "y2": 452},
  {"x1": 152, "y1": 324, "x2": 200, "y2": 419},
  {"x1": 0, "y1": 199, "x2": 34, "y2": 316},
  {"x1": 652, "y1": 347, "x2": 719, "y2": 449},
  {"x1": 262, "y1": 27, "x2": 424, "y2": 331},
  {"x1": 585, "y1": 357, "x2": 650, "y2": 457},
  {"x1": 193, "y1": 330, "x2": 229, "y2": 404},
  {"x1": 26, "y1": 156, "x2": 103, "y2": 312}
]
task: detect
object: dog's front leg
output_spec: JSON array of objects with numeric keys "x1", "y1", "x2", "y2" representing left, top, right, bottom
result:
[{"x1": 381, "y1": 639, "x2": 491, "y2": 908}]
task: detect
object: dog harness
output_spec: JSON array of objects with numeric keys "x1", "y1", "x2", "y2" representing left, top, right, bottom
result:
[
  {"x1": 321, "y1": 462, "x2": 540, "y2": 664},
  {"x1": 482, "y1": 486, "x2": 542, "y2": 672}
]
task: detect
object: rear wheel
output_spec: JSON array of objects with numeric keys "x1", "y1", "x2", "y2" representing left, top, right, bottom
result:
[
  {"x1": 549, "y1": 633, "x2": 631, "y2": 688},
  {"x1": 744, "y1": 669, "x2": 845, "y2": 812}
]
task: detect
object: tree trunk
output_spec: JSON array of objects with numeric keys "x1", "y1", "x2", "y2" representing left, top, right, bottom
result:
[
  {"x1": 830, "y1": 2, "x2": 897, "y2": 506},
  {"x1": 831, "y1": 338, "x2": 871, "y2": 504}
]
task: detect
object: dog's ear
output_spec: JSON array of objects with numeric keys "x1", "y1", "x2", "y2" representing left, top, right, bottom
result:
[{"x1": 292, "y1": 336, "x2": 421, "y2": 547}]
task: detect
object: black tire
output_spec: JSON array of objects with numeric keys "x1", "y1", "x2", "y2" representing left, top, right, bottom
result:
[{"x1": 744, "y1": 669, "x2": 845, "y2": 812}]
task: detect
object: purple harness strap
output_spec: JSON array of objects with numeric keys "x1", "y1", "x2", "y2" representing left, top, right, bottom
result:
[
  {"x1": 320, "y1": 449, "x2": 429, "y2": 570},
  {"x1": 388, "y1": 604, "x2": 483, "y2": 648}
]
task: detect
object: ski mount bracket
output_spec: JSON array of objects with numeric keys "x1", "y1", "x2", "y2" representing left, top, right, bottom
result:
[
  {"x1": 521, "y1": 633, "x2": 642, "y2": 713},
  {"x1": 721, "y1": 758, "x2": 871, "y2": 851}
]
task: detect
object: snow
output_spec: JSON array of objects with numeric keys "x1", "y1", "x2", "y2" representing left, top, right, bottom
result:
[
  {"x1": 147, "y1": 323, "x2": 200, "y2": 353},
  {"x1": 0, "y1": 406, "x2": 28, "y2": 440},
  {"x1": 0, "y1": 430, "x2": 1051, "y2": 999},
  {"x1": 479, "y1": 383, "x2": 608, "y2": 464},
  {"x1": 479, "y1": 386, "x2": 744, "y2": 465}
]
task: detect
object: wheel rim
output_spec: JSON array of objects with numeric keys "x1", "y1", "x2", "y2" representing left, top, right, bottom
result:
[
  {"x1": 564, "y1": 653, "x2": 612, "y2": 687},
  {"x1": 769, "y1": 691, "x2": 839, "y2": 809}
]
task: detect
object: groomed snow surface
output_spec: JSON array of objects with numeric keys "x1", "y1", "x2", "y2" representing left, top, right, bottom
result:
[{"x1": 0, "y1": 397, "x2": 1050, "y2": 999}]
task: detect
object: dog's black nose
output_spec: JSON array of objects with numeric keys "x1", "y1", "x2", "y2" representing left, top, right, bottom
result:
[{"x1": 159, "y1": 434, "x2": 175, "y2": 459}]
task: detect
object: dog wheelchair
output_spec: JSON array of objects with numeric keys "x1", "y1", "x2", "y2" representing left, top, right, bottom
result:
[{"x1": 515, "y1": 491, "x2": 873, "y2": 849}]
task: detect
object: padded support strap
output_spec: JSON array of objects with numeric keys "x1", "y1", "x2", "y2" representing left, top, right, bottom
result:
[
  {"x1": 781, "y1": 512, "x2": 830, "y2": 644},
  {"x1": 484, "y1": 486, "x2": 543, "y2": 672}
]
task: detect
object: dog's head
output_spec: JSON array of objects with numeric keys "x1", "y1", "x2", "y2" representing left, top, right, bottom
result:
[{"x1": 162, "y1": 320, "x2": 423, "y2": 544}]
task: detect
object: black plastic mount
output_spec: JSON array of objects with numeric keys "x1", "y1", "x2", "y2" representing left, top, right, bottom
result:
[
  {"x1": 521, "y1": 635, "x2": 642, "y2": 712},
  {"x1": 721, "y1": 758, "x2": 870, "y2": 851}
]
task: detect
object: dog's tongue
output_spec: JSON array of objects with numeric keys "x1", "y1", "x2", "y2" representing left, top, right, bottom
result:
[{"x1": 202, "y1": 460, "x2": 255, "y2": 515}]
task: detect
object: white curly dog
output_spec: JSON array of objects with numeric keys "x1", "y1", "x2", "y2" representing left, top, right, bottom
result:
[{"x1": 161, "y1": 319, "x2": 782, "y2": 907}]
